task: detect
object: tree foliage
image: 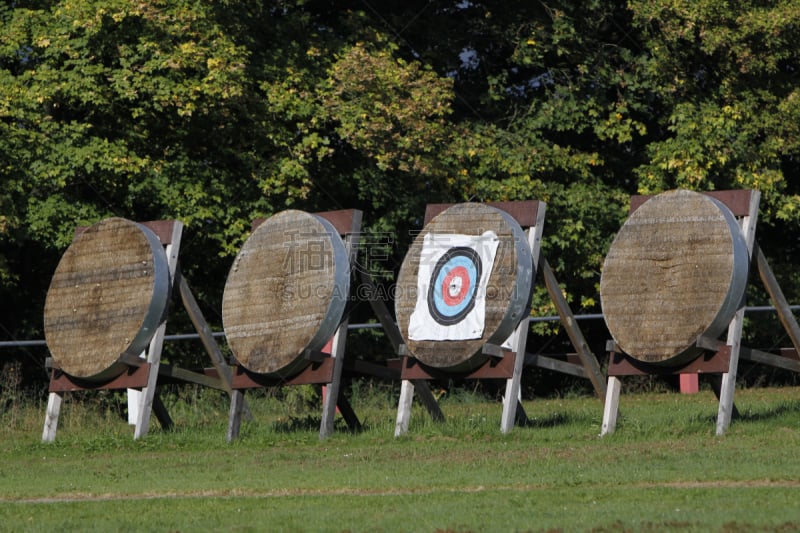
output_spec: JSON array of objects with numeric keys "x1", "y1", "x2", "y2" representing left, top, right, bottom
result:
[{"x1": 2, "y1": 0, "x2": 800, "y2": 377}]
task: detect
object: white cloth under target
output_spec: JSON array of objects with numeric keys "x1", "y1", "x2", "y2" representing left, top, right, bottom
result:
[{"x1": 408, "y1": 231, "x2": 499, "y2": 341}]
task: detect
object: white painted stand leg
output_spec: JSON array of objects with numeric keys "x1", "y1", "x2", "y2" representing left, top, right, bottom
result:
[
  {"x1": 600, "y1": 376, "x2": 622, "y2": 436},
  {"x1": 134, "y1": 306, "x2": 170, "y2": 439},
  {"x1": 320, "y1": 322, "x2": 348, "y2": 440},
  {"x1": 394, "y1": 380, "x2": 416, "y2": 437},
  {"x1": 134, "y1": 225, "x2": 181, "y2": 440},
  {"x1": 127, "y1": 389, "x2": 140, "y2": 425},
  {"x1": 715, "y1": 192, "x2": 758, "y2": 436},
  {"x1": 716, "y1": 308, "x2": 746, "y2": 436},
  {"x1": 127, "y1": 352, "x2": 145, "y2": 425},
  {"x1": 42, "y1": 392, "x2": 63, "y2": 443},
  {"x1": 319, "y1": 220, "x2": 360, "y2": 439},
  {"x1": 500, "y1": 208, "x2": 542, "y2": 434},
  {"x1": 501, "y1": 320, "x2": 530, "y2": 433}
]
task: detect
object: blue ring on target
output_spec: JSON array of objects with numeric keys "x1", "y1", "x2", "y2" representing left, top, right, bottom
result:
[{"x1": 427, "y1": 247, "x2": 482, "y2": 326}]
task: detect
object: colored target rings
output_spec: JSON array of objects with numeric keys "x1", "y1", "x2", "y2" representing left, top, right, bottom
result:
[{"x1": 427, "y1": 247, "x2": 481, "y2": 325}]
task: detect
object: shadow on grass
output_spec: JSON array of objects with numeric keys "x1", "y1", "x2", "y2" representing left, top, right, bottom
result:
[
  {"x1": 518, "y1": 412, "x2": 575, "y2": 429},
  {"x1": 735, "y1": 399, "x2": 800, "y2": 422},
  {"x1": 699, "y1": 399, "x2": 800, "y2": 425},
  {"x1": 270, "y1": 414, "x2": 364, "y2": 435}
]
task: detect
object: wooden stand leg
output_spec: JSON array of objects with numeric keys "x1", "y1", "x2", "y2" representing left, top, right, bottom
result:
[
  {"x1": 414, "y1": 380, "x2": 445, "y2": 422},
  {"x1": 320, "y1": 325, "x2": 349, "y2": 440},
  {"x1": 134, "y1": 363, "x2": 158, "y2": 440},
  {"x1": 134, "y1": 322, "x2": 169, "y2": 440},
  {"x1": 127, "y1": 352, "x2": 146, "y2": 425},
  {"x1": 42, "y1": 391, "x2": 63, "y2": 443},
  {"x1": 134, "y1": 224, "x2": 182, "y2": 440},
  {"x1": 717, "y1": 372, "x2": 737, "y2": 435},
  {"x1": 127, "y1": 388, "x2": 140, "y2": 425},
  {"x1": 501, "y1": 350, "x2": 526, "y2": 434},
  {"x1": 395, "y1": 380, "x2": 415, "y2": 437},
  {"x1": 177, "y1": 270, "x2": 252, "y2": 422},
  {"x1": 319, "y1": 212, "x2": 362, "y2": 439},
  {"x1": 600, "y1": 376, "x2": 622, "y2": 436},
  {"x1": 152, "y1": 393, "x2": 174, "y2": 430},
  {"x1": 514, "y1": 398, "x2": 529, "y2": 426},
  {"x1": 716, "y1": 301, "x2": 747, "y2": 435},
  {"x1": 716, "y1": 191, "x2": 758, "y2": 435},
  {"x1": 227, "y1": 390, "x2": 246, "y2": 442},
  {"x1": 335, "y1": 395, "x2": 362, "y2": 432},
  {"x1": 540, "y1": 258, "x2": 607, "y2": 398}
]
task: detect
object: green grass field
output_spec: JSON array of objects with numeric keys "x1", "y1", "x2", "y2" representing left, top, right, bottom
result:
[{"x1": 2, "y1": 385, "x2": 800, "y2": 532}]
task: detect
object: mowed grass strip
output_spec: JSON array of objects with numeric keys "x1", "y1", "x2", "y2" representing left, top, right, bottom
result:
[{"x1": 2, "y1": 386, "x2": 800, "y2": 531}]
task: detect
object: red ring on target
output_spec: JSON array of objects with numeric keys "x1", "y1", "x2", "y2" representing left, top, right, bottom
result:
[
  {"x1": 442, "y1": 266, "x2": 470, "y2": 306},
  {"x1": 427, "y1": 247, "x2": 482, "y2": 326}
]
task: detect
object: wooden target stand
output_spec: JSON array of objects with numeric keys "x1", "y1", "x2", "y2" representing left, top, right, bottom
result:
[
  {"x1": 391, "y1": 201, "x2": 606, "y2": 436},
  {"x1": 42, "y1": 220, "x2": 244, "y2": 442},
  {"x1": 226, "y1": 209, "x2": 363, "y2": 442},
  {"x1": 597, "y1": 189, "x2": 800, "y2": 436}
]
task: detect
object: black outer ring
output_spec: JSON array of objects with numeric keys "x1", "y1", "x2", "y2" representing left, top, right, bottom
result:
[{"x1": 426, "y1": 246, "x2": 482, "y2": 326}]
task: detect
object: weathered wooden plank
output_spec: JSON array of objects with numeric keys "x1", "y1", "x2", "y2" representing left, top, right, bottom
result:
[
  {"x1": 540, "y1": 257, "x2": 606, "y2": 397},
  {"x1": 47, "y1": 365, "x2": 151, "y2": 392},
  {"x1": 335, "y1": 395, "x2": 362, "y2": 432},
  {"x1": 317, "y1": 209, "x2": 361, "y2": 236},
  {"x1": 75, "y1": 220, "x2": 178, "y2": 245},
  {"x1": 399, "y1": 352, "x2": 515, "y2": 380},
  {"x1": 525, "y1": 354, "x2": 590, "y2": 378},
  {"x1": 755, "y1": 243, "x2": 800, "y2": 356},
  {"x1": 252, "y1": 209, "x2": 360, "y2": 236},
  {"x1": 175, "y1": 268, "x2": 250, "y2": 431},
  {"x1": 607, "y1": 346, "x2": 731, "y2": 376},
  {"x1": 157, "y1": 364, "x2": 226, "y2": 390},
  {"x1": 739, "y1": 347, "x2": 800, "y2": 373},
  {"x1": 630, "y1": 190, "x2": 755, "y2": 217},
  {"x1": 424, "y1": 200, "x2": 542, "y2": 227},
  {"x1": 411, "y1": 381, "x2": 445, "y2": 423},
  {"x1": 360, "y1": 270, "x2": 404, "y2": 353},
  {"x1": 151, "y1": 393, "x2": 174, "y2": 431},
  {"x1": 231, "y1": 359, "x2": 336, "y2": 388}
]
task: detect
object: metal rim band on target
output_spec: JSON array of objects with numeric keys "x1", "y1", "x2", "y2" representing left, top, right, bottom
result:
[
  {"x1": 599, "y1": 189, "x2": 750, "y2": 366},
  {"x1": 395, "y1": 203, "x2": 535, "y2": 371},
  {"x1": 222, "y1": 209, "x2": 350, "y2": 377},
  {"x1": 43, "y1": 217, "x2": 171, "y2": 381}
]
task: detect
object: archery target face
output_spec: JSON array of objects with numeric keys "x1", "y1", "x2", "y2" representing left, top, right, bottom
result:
[
  {"x1": 428, "y1": 247, "x2": 481, "y2": 325},
  {"x1": 409, "y1": 232, "x2": 499, "y2": 341}
]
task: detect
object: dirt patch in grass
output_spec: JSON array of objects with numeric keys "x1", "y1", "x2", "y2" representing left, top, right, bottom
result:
[{"x1": 7, "y1": 478, "x2": 800, "y2": 504}]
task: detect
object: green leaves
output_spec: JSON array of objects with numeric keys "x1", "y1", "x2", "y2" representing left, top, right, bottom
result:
[
  {"x1": 321, "y1": 42, "x2": 454, "y2": 175},
  {"x1": 2, "y1": 0, "x2": 800, "y2": 366}
]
